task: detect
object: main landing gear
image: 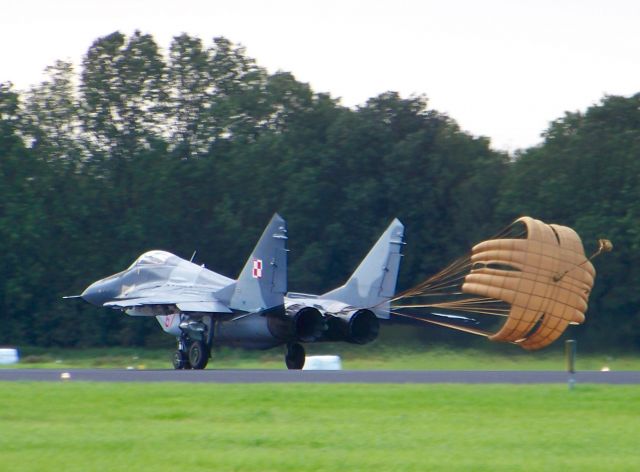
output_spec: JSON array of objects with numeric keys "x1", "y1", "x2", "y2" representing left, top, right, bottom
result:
[
  {"x1": 285, "y1": 342, "x2": 305, "y2": 370},
  {"x1": 173, "y1": 338, "x2": 209, "y2": 370}
]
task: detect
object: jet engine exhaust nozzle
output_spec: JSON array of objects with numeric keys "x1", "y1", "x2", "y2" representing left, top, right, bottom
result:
[
  {"x1": 268, "y1": 306, "x2": 326, "y2": 343},
  {"x1": 326, "y1": 309, "x2": 379, "y2": 345}
]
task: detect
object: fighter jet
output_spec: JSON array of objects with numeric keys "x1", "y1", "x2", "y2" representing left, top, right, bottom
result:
[{"x1": 72, "y1": 214, "x2": 404, "y2": 369}]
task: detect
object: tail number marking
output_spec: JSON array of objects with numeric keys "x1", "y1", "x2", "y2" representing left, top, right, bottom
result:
[{"x1": 252, "y1": 259, "x2": 263, "y2": 278}]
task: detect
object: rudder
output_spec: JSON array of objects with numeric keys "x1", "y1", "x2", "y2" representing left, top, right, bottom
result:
[
  {"x1": 220, "y1": 214, "x2": 288, "y2": 312},
  {"x1": 322, "y1": 219, "x2": 404, "y2": 318}
]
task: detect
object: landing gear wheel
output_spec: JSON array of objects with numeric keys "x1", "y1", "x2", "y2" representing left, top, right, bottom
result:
[
  {"x1": 172, "y1": 350, "x2": 190, "y2": 370},
  {"x1": 188, "y1": 340, "x2": 209, "y2": 370},
  {"x1": 285, "y1": 343, "x2": 305, "y2": 370}
]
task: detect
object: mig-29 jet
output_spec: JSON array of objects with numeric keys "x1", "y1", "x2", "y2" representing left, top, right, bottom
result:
[{"x1": 72, "y1": 214, "x2": 404, "y2": 369}]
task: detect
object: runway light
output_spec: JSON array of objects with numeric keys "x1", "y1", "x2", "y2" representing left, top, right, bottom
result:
[
  {"x1": 60, "y1": 372, "x2": 71, "y2": 380},
  {"x1": 601, "y1": 366, "x2": 610, "y2": 372}
]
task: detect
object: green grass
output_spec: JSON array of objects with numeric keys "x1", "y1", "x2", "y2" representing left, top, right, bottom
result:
[
  {"x1": 0, "y1": 382, "x2": 639, "y2": 471},
  {"x1": 4, "y1": 342, "x2": 640, "y2": 371}
]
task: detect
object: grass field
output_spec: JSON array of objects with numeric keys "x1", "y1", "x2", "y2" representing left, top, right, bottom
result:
[
  {"x1": 4, "y1": 342, "x2": 640, "y2": 371},
  {"x1": 0, "y1": 382, "x2": 639, "y2": 471}
]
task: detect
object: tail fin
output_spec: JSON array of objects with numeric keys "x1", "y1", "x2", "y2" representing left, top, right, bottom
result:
[
  {"x1": 322, "y1": 219, "x2": 404, "y2": 318},
  {"x1": 219, "y1": 214, "x2": 288, "y2": 312}
]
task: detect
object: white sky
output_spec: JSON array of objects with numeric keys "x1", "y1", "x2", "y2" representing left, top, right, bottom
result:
[{"x1": 1, "y1": 0, "x2": 639, "y2": 151}]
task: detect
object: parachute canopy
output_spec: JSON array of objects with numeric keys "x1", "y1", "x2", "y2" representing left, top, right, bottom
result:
[{"x1": 391, "y1": 217, "x2": 611, "y2": 350}]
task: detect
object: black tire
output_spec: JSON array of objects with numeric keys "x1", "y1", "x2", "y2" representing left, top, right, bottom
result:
[
  {"x1": 172, "y1": 350, "x2": 190, "y2": 370},
  {"x1": 285, "y1": 343, "x2": 305, "y2": 370},
  {"x1": 188, "y1": 341, "x2": 209, "y2": 370}
]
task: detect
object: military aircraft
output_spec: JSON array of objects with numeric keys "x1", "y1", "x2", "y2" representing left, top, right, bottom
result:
[{"x1": 72, "y1": 214, "x2": 404, "y2": 369}]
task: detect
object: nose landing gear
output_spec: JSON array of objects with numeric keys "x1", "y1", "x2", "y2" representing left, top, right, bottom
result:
[
  {"x1": 172, "y1": 349, "x2": 190, "y2": 370},
  {"x1": 188, "y1": 340, "x2": 209, "y2": 370}
]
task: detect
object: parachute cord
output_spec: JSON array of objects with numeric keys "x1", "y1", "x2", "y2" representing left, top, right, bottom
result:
[
  {"x1": 553, "y1": 239, "x2": 613, "y2": 282},
  {"x1": 389, "y1": 257, "x2": 471, "y2": 303},
  {"x1": 388, "y1": 223, "x2": 528, "y2": 305},
  {"x1": 391, "y1": 311, "x2": 492, "y2": 337}
]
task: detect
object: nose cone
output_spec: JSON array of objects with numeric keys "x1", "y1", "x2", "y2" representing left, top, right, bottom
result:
[{"x1": 81, "y1": 278, "x2": 119, "y2": 306}]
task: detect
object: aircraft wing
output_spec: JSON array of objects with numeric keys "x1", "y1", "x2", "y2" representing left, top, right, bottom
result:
[
  {"x1": 104, "y1": 299, "x2": 232, "y2": 313},
  {"x1": 102, "y1": 285, "x2": 233, "y2": 313}
]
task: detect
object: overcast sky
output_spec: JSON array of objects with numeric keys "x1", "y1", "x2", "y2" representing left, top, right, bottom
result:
[{"x1": 2, "y1": 0, "x2": 639, "y2": 151}]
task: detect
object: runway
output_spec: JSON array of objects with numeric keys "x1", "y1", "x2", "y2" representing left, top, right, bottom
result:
[{"x1": 1, "y1": 369, "x2": 639, "y2": 384}]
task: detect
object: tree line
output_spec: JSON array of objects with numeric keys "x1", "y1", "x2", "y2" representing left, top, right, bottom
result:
[{"x1": 0, "y1": 31, "x2": 637, "y2": 350}]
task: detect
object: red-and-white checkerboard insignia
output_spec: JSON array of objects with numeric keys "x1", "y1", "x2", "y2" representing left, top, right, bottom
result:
[{"x1": 252, "y1": 259, "x2": 263, "y2": 278}]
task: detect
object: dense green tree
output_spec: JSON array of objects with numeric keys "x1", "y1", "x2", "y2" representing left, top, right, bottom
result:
[
  {"x1": 499, "y1": 94, "x2": 640, "y2": 349},
  {"x1": 0, "y1": 83, "x2": 56, "y2": 344},
  {"x1": 81, "y1": 31, "x2": 167, "y2": 157},
  {"x1": 20, "y1": 61, "x2": 83, "y2": 166},
  {"x1": 0, "y1": 31, "x2": 634, "y2": 351}
]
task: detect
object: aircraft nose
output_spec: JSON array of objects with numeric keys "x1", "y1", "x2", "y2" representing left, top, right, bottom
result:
[{"x1": 81, "y1": 279, "x2": 116, "y2": 306}]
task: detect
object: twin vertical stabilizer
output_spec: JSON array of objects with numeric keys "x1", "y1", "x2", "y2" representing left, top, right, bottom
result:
[
  {"x1": 218, "y1": 214, "x2": 288, "y2": 312},
  {"x1": 217, "y1": 215, "x2": 404, "y2": 318},
  {"x1": 321, "y1": 219, "x2": 405, "y2": 318}
]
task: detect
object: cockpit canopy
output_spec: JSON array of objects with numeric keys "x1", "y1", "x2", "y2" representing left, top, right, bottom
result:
[{"x1": 127, "y1": 250, "x2": 177, "y2": 269}]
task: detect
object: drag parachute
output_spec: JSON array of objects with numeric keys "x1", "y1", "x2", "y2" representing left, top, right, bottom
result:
[{"x1": 391, "y1": 217, "x2": 611, "y2": 350}]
